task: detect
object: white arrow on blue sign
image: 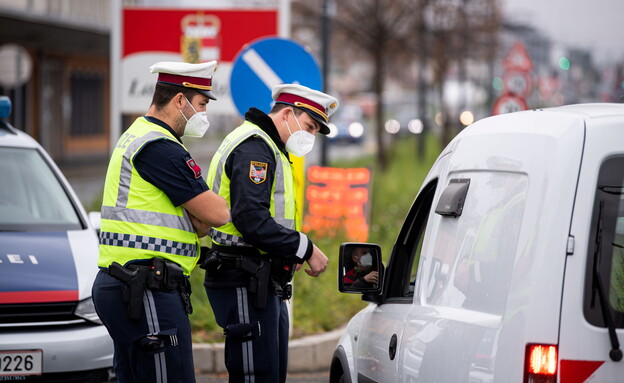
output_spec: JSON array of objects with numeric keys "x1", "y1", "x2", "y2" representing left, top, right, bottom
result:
[{"x1": 230, "y1": 37, "x2": 322, "y2": 117}]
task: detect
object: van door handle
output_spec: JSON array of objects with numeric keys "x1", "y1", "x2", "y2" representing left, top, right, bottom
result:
[{"x1": 389, "y1": 334, "x2": 398, "y2": 360}]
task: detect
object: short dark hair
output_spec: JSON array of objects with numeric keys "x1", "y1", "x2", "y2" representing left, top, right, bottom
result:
[
  {"x1": 150, "y1": 83, "x2": 202, "y2": 110},
  {"x1": 270, "y1": 102, "x2": 305, "y2": 116}
]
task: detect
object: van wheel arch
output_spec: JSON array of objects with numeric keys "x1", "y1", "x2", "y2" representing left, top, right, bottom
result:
[{"x1": 330, "y1": 346, "x2": 352, "y2": 383}]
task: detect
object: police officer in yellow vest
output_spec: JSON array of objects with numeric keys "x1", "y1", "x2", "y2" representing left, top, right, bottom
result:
[
  {"x1": 92, "y1": 61, "x2": 230, "y2": 383},
  {"x1": 202, "y1": 84, "x2": 339, "y2": 383}
]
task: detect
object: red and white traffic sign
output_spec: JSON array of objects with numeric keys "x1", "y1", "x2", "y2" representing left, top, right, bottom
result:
[
  {"x1": 503, "y1": 42, "x2": 533, "y2": 73},
  {"x1": 492, "y1": 94, "x2": 528, "y2": 115},
  {"x1": 503, "y1": 71, "x2": 533, "y2": 99},
  {"x1": 538, "y1": 76, "x2": 560, "y2": 101}
]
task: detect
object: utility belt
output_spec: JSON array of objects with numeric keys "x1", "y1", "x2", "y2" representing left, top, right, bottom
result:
[
  {"x1": 107, "y1": 257, "x2": 192, "y2": 320},
  {"x1": 200, "y1": 245, "x2": 295, "y2": 309}
]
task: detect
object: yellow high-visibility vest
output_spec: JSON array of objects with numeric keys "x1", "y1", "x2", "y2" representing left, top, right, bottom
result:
[
  {"x1": 98, "y1": 117, "x2": 200, "y2": 275},
  {"x1": 206, "y1": 120, "x2": 300, "y2": 249}
]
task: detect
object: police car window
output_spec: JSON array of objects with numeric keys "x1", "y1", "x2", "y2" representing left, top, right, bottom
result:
[
  {"x1": 384, "y1": 180, "x2": 437, "y2": 300},
  {"x1": 583, "y1": 156, "x2": 624, "y2": 328},
  {"x1": 0, "y1": 147, "x2": 82, "y2": 231}
]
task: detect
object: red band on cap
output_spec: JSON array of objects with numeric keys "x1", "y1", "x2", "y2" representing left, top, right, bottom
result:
[
  {"x1": 157, "y1": 73, "x2": 212, "y2": 88},
  {"x1": 276, "y1": 93, "x2": 325, "y2": 115}
]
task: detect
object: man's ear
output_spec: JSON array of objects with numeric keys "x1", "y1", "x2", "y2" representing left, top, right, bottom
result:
[
  {"x1": 173, "y1": 92, "x2": 186, "y2": 108},
  {"x1": 281, "y1": 106, "x2": 293, "y2": 121}
]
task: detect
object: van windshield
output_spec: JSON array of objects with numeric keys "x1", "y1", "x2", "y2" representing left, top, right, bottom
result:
[
  {"x1": 583, "y1": 156, "x2": 624, "y2": 328},
  {"x1": 0, "y1": 147, "x2": 82, "y2": 231}
]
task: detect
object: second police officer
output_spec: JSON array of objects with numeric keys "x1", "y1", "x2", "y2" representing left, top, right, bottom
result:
[{"x1": 202, "y1": 84, "x2": 339, "y2": 383}]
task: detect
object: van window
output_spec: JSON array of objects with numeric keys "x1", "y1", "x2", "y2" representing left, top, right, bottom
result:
[
  {"x1": 425, "y1": 171, "x2": 528, "y2": 314},
  {"x1": 583, "y1": 156, "x2": 624, "y2": 328},
  {"x1": 0, "y1": 147, "x2": 82, "y2": 231},
  {"x1": 383, "y1": 180, "x2": 437, "y2": 301}
]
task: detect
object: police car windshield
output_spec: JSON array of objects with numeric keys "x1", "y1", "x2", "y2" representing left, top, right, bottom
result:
[{"x1": 0, "y1": 147, "x2": 82, "y2": 231}]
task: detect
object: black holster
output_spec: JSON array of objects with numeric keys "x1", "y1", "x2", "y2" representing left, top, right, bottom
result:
[
  {"x1": 107, "y1": 258, "x2": 191, "y2": 320},
  {"x1": 108, "y1": 261, "x2": 147, "y2": 320},
  {"x1": 200, "y1": 248, "x2": 272, "y2": 310},
  {"x1": 242, "y1": 258, "x2": 271, "y2": 310}
]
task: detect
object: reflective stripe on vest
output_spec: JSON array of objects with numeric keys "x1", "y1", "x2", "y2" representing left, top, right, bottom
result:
[
  {"x1": 100, "y1": 231, "x2": 196, "y2": 257},
  {"x1": 100, "y1": 130, "x2": 194, "y2": 234},
  {"x1": 100, "y1": 206, "x2": 194, "y2": 234},
  {"x1": 98, "y1": 117, "x2": 199, "y2": 275},
  {"x1": 208, "y1": 121, "x2": 296, "y2": 247}
]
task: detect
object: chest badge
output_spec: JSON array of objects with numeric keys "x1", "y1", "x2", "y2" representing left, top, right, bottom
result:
[{"x1": 249, "y1": 161, "x2": 268, "y2": 184}]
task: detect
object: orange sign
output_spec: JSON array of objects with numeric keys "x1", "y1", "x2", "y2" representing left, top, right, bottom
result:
[{"x1": 303, "y1": 166, "x2": 371, "y2": 242}]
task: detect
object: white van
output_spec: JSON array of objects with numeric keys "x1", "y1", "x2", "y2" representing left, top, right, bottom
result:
[
  {"x1": 0, "y1": 97, "x2": 114, "y2": 381},
  {"x1": 331, "y1": 103, "x2": 624, "y2": 382}
]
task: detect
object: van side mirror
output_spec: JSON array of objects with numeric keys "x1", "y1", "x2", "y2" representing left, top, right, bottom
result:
[{"x1": 338, "y1": 243, "x2": 383, "y2": 294}]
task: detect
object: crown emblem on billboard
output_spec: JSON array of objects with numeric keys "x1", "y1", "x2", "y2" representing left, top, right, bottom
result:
[{"x1": 180, "y1": 12, "x2": 222, "y2": 63}]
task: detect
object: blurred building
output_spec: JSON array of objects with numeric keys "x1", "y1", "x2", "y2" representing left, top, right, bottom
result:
[
  {"x1": 0, "y1": 0, "x2": 283, "y2": 164},
  {"x1": 0, "y1": 0, "x2": 111, "y2": 163}
]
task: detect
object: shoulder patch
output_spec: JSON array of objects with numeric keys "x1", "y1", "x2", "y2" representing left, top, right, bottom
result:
[
  {"x1": 186, "y1": 158, "x2": 202, "y2": 179},
  {"x1": 249, "y1": 161, "x2": 268, "y2": 184}
]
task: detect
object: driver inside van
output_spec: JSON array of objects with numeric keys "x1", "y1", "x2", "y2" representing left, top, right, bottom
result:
[{"x1": 344, "y1": 247, "x2": 379, "y2": 288}]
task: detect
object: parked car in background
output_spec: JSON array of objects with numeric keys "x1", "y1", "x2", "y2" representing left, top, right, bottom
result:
[
  {"x1": 0, "y1": 96, "x2": 114, "y2": 382},
  {"x1": 331, "y1": 103, "x2": 624, "y2": 382},
  {"x1": 327, "y1": 103, "x2": 366, "y2": 144}
]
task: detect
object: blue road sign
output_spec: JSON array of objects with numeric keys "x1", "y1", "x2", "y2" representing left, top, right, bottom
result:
[{"x1": 230, "y1": 37, "x2": 322, "y2": 117}]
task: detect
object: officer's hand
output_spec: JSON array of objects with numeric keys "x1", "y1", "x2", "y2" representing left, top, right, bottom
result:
[
  {"x1": 305, "y1": 244, "x2": 328, "y2": 277},
  {"x1": 188, "y1": 211, "x2": 211, "y2": 237}
]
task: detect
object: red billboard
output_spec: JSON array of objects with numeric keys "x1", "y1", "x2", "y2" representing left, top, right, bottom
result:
[
  {"x1": 123, "y1": 9, "x2": 278, "y2": 62},
  {"x1": 120, "y1": 8, "x2": 279, "y2": 114}
]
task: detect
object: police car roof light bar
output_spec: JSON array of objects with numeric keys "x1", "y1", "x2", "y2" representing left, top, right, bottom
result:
[{"x1": 0, "y1": 96, "x2": 11, "y2": 119}]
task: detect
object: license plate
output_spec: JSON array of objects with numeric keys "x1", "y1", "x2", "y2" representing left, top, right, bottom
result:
[{"x1": 0, "y1": 350, "x2": 42, "y2": 376}]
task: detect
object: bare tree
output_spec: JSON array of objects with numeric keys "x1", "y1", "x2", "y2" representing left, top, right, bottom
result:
[
  {"x1": 425, "y1": 0, "x2": 501, "y2": 147},
  {"x1": 327, "y1": 0, "x2": 416, "y2": 169},
  {"x1": 292, "y1": 0, "x2": 500, "y2": 162}
]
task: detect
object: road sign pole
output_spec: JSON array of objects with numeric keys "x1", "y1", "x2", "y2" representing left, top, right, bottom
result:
[
  {"x1": 110, "y1": 0, "x2": 121, "y2": 152},
  {"x1": 278, "y1": 0, "x2": 291, "y2": 38}
]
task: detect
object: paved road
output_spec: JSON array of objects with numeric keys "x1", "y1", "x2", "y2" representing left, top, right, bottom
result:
[{"x1": 196, "y1": 371, "x2": 329, "y2": 382}]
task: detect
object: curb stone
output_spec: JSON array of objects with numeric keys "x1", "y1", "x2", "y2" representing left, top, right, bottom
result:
[{"x1": 192, "y1": 327, "x2": 345, "y2": 374}]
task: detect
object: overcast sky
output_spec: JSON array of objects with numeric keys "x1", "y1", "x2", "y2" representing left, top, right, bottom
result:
[{"x1": 502, "y1": 0, "x2": 624, "y2": 64}]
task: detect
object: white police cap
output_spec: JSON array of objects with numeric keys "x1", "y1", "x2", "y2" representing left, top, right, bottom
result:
[
  {"x1": 272, "y1": 84, "x2": 339, "y2": 134},
  {"x1": 150, "y1": 61, "x2": 218, "y2": 100}
]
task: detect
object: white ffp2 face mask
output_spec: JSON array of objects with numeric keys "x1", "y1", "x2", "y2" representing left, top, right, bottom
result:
[
  {"x1": 179, "y1": 97, "x2": 210, "y2": 138},
  {"x1": 284, "y1": 110, "x2": 315, "y2": 157},
  {"x1": 360, "y1": 253, "x2": 373, "y2": 268}
]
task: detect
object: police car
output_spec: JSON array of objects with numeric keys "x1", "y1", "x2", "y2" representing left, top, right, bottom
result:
[
  {"x1": 0, "y1": 97, "x2": 114, "y2": 381},
  {"x1": 332, "y1": 103, "x2": 624, "y2": 382}
]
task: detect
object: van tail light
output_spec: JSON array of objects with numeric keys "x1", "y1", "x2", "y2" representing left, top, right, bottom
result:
[{"x1": 525, "y1": 344, "x2": 557, "y2": 383}]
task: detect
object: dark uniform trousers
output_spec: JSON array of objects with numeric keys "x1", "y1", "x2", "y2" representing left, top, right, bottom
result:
[
  {"x1": 92, "y1": 270, "x2": 196, "y2": 383},
  {"x1": 205, "y1": 286, "x2": 289, "y2": 383}
]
